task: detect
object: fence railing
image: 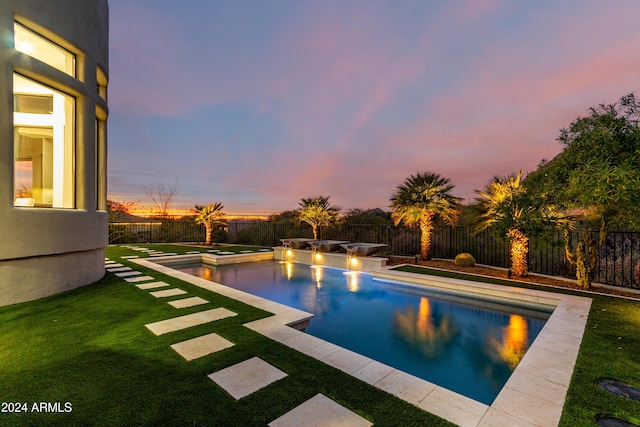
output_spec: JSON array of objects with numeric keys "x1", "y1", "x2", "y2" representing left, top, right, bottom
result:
[{"x1": 109, "y1": 221, "x2": 640, "y2": 288}]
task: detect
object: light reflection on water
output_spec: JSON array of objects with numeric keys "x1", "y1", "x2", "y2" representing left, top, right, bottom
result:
[{"x1": 178, "y1": 260, "x2": 548, "y2": 405}]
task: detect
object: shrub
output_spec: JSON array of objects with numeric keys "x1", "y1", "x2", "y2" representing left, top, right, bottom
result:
[
  {"x1": 454, "y1": 253, "x2": 476, "y2": 267},
  {"x1": 212, "y1": 229, "x2": 228, "y2": 244}
]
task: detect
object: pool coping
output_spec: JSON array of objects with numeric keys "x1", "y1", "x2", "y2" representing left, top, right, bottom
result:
[{"x1": 131, "y1": 254, "x2": 592, "y2": 427}]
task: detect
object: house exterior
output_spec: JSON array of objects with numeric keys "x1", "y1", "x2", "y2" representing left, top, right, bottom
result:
[{"x1": 0, "y1": 0, "x2": 109, "y2": 306}]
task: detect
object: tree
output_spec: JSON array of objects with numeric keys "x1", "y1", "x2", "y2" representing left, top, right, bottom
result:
[
  {"x1": 268, "y1": 210, "x2": 298, "y2": 223},
  {"x1": 295, "y1": 196, "x2": 340, "y2": 239},
  {"x1": 390, "y1": 172, "x2": 461, "y2": 260},
  {"x1": 525, "y1": 93, "x2": 640, "y2": 287},
  {"x1": 342, "y1": 208, "x2": 393, "y2": 225},
  {"x1": 472, "y1": 170, "x2": 567, "y2": 277},
  {"x1": 194, "y1": 203, "x2": 227, "y2": 245},
  {"x1": 107, "y1": 199, "x2": 139, "y2": 223},
  {"x1": 142, "y1": 174, "x2": 179, "y2": 218}
]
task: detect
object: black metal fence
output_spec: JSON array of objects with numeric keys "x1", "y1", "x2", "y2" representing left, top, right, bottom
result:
[
  {"x1": 109, "y1": 222, "x2": 203, "y2": 245},
  {"x1": 109, "y1": 220, "x2": 640, "y2": 288}
]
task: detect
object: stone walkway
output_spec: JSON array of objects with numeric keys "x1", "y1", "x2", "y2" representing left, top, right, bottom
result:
[{"x1": 105, "y1": 251, "x2": 367, "y2": 426}]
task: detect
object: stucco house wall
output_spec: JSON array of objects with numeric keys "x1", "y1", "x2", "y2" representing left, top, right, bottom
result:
[{"x1": 0, "y1": 0, "x2": 109, "y2": 306}]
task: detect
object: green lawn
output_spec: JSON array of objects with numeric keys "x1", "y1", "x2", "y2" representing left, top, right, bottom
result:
[
  {"x1": 0, "y1": 245, "x2": 451, "y2": 426},
  {"x1": 394, "y1": 265, "x2": 640, "y2": 426}
]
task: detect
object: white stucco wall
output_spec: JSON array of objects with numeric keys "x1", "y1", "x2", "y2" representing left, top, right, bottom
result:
[{"x1": 0, "y1": 0, "x2": 109, "y2": 306}]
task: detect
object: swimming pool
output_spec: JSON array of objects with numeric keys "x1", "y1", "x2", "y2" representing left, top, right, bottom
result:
[{"x1": 177, "y1": 259, "x2": 550, "y2": 405}]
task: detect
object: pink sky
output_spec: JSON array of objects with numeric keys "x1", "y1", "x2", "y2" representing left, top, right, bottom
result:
[{"x1": 107, "y1": 1, "x2": 640, "y2": 215}]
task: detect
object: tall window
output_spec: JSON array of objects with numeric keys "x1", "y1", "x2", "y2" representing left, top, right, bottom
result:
[
  {"x1": 13, "y1": 74, "x2": 75, "y2": 208},
  {"x1": 14, "y1": 22, "x2": 75, "y2": 77}
]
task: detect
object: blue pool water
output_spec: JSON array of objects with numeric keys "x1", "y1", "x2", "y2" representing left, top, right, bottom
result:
[{"x1": 178, "y1": 260, "x2": 550, "y2": 405}]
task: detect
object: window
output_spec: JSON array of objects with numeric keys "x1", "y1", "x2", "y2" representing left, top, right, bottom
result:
[
  {"x1": 14, "y1": 22, "x2": 75, "y2": 77},
  {"x1": 13, "y1": 74, "x2": 75, "y2": 208},
  {"x1": 95, "y1": 118, "x2": 106, "y2": 211},
  {"x1": 97, "y1": 66, "x2": 108, "y2": 101}
]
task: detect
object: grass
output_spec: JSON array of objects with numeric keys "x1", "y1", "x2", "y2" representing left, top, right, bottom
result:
[
  {"x1": 0, "y1": 245, "x2": 453, "y2": 427},
  {"x1": 394, "y1": 265, "x2": 640, "y2": 426},
  {"x1": 119, "y1": 243, "x2": 273, "y2": 255}
]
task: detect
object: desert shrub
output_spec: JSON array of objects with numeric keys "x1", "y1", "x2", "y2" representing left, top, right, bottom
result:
[
  {"x1": 454, "y1": 253, "x2": 476, "y2": 267},
  {"x1": 212, "y1": 229, "x2": 228, "y2": 244}
]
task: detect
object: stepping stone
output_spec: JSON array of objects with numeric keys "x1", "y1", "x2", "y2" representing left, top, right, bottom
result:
[
  {"x1": 105, "y1": 263, "x2": 123, "y2": 268},
  {"x1": 216, "y1": 251, "x2": 234, "y2": 255},
  {"x1": 150, "y1": 288, "x2": 187, "y2": 298},
  {"x1": 168, "y1": 296, "x2": 209, "y2": 309},
  {"x1": 136, "y1": 281, "x2": 170, "y2": 290},
  {"x1": 209, "y1": 357, "x2": 287, "y2": 400},
  {"x1": 208, "y1": 250, "x2": 220, "y2": 253},
  {"x1": 258, "y1": 249, "x2": 271, "y2": 252},
  {"x1": 105, "y1": 260, "x2": 115, "y2": 264},
  {"x1": 268, "y1": 394, "x2": 372, "y2": 427},
  {"x1": 121, "y1": 255, "x2": 139, "y2": 259},
  {"x1": 240, "y1": 250, "x2": 254, "y2": 253},
  {"x1": 596, "y1": 417, "x2": 639, "y2": 427},
  {"x1": 125, "y1": 275, "x2": 155, "y2": 283},
  {"x1": 185, "y1": 251, "x2": 201, "y2": 254},
  {"x1": 107, "y1": 266, "x2": 131, "y2": 273},
  {"x1": 598, "y1": 379, "x2": 640, "y2": 401},
  {"x1": 115, "y1": 271, "x2": 142, "y2": 278},
  {"x1": 171, "y1": 332, "x2": 234, "y2": 361},
  {"x1": 145, "y1": 307, "x2": 237, "y2": 335}
]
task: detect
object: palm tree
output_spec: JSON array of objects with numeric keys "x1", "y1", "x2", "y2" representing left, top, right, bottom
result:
[
  {"x1": 296, "y1": 196, "x2": 340, "y2": 239},
  {"x1": 390, "y1": 172, "x2": 461, "y2": 260},
  {"x1": 194, "y1": 202, "x2": 227, "y2": 245},
  {"x1": 472, "y1": 170, "x2": 567, "y2": 277}
]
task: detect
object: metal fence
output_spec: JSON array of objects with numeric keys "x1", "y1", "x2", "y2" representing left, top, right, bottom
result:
[
  {"x1": 109, "y1": 220, "x2": 640, "y2": 288},
  {"x1": 109, "y1": 222, "x2": 203, "y2": 244}
]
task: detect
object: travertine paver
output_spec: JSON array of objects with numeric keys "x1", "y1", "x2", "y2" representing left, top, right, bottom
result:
[
  {"x1": 185, "y1": 251, "x2": 201, "y2": 254},
  {"x1": 207, "y1": 250, "x2": 220, "y2": 252},
  {"x1": 145, "y1": 307, "x2": 237, "y2": 335},
  {"x1": 216, "y1": 251, "x2": 234, "y2": 255},
  {"x1": 168, "y1": 296, "x2": 208, "y2": 308},
  {"x1": 374, "y1": 370, "x2": 436, "y2": 405},
  {"x1": 149, "y1": 288, "x2": 187, "y2": 298},
  {"x1": 115, "y1": 271, "x2": 142, "y2": 278},
  {"x1": 136, "y1": 281, "x2": 170, "y2": 290},
  {"x1": 240, "y1": 250, "x2": 253, "y2": 253},
  {"x1": 125, "y1": 275, "x2": 156, "y2": 283},
  {"x1": 418, "y1": 387, "x2": 488, "y2": 427},
  {"x1": 171, "y1": 332, "x2": 234, "y2": 360},
  {"x1": 268, "y1": 394, "x2": 372, "y2": 427},
  {"x1": 121, "y1": 255, "x2": 139, "y2": 259},
  {"x1": 107, "y1": 266, "x2": 130, "y2": 272},
  {"x1": 209, "y1": 357, "x2": 287, "y2": 400}
]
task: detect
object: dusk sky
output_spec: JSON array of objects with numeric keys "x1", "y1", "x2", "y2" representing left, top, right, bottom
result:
[{"x1": 107, "y1": 0, "x2": 640, "y2": 216}]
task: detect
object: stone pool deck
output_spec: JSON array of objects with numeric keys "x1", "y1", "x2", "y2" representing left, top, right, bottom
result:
[{"x1": 113, "y1": 249, "x2": 591, "y2": 427}]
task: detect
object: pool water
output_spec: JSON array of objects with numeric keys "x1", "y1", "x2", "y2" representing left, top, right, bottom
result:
[{"x1": 178, "y1": 260, "x2": 550, "y2": 405}]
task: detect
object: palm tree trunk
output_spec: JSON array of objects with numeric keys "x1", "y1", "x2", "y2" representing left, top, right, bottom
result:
[
  {"x1": 205, "y1": 224, "x2": 212, "y2": 245},
  {"x1": 312, "y1": 226, "x2": 318, "y2": 240},
  {"x1": 419, "y1": 214, "x2": 434, "y2": 260},
  {"x1": 507, "y1": 229, "x2": 529, "y2": 277}
]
